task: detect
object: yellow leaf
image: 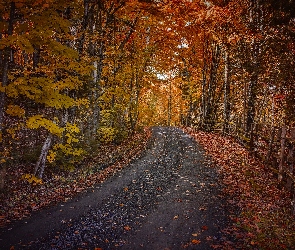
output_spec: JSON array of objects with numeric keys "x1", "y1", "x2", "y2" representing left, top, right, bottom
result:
[
  {"x1": 47, "y1": 150, "x2": 56, "y2": 163},
  {"x1": 22, "y1": 174, "x2": 43, "y2": 185},
  {"x1": 6, "y1": 105, "x2": 25, "y2": 117},
  {"x1": 26, "y1": 116, "x2": 63, "y2": 137}
]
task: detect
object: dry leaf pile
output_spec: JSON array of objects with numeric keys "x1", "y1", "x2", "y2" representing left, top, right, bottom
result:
[{"x1": 185, "y1": 128, "x2": 295, "y2": 249}]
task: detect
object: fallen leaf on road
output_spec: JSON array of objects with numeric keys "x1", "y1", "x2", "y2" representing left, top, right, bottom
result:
[{"x1": 192, "y1": 239, "x2": 201, "y2": 245}]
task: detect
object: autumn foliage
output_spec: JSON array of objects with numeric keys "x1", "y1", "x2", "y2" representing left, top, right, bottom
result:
[{"x1": 0, "y1": 0, "x2": 295, "y2": 247}]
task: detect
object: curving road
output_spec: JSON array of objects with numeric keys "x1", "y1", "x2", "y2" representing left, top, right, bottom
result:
[{"x1": 0, "y1": 127, "x2": 230, "y2": 249}]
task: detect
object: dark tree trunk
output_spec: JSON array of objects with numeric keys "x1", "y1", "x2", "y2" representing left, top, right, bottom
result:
[
  {"x1": 223, "y1": 46, "x2": 231, "y2": 134},
  {"x1": 0, "y1": 1, "x2": 15, "y2": 132},
  {"x1": 199, "y1": 39, "x2": 221, "y2": 132},
  {"x1": 0, "y1": 2, "x2": 15, "y2": 191}
]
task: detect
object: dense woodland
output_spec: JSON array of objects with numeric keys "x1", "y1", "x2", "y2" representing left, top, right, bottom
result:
[
  {"x1": 1, "y1": 1, "x2": 295, "y2": 248},
  {"x1": 0, "y1": 0, "x2": 295, "y2": 189}
]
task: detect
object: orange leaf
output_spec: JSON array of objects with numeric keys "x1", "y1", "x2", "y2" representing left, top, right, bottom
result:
[{"x1": 192, "y1": 239, "x2": 201, "y2": 245}]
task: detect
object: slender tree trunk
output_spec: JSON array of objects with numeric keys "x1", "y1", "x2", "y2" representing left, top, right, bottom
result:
[
  {"x1": 167, "y1": 81, "x2": 172, "y2": 126},
  {"x1": 78, "y1": 0, "x2": 89, "y2": 54},
  {"x1": 133, "y1": 87, "x2": 140, "y2": 131},
  {"x1": 266, "y1": 127, "x2": 276, "y2": 163},
  {"x1": 223, "y1": 46, "x2": 231, "y2": 134},
  {"x1": 246, "y1": 80, "x2": 256, "y2": 151},
  {"x1": 278, "y1": 126, "x2": 287, "y2": 182},
  {"x1": 246, "y1": 72, "x2": 258, "y2": 134},
  {"x1": 0, "y1": 2, "x2": 15, "y2": 132},
  {"x1": 200, "y1": 41, "x2": 221, "y2": 131},
  {"x1": 91, "y1": 58, "x2": 102, "y2": 136},
  {"x1": 287, "y1": 128, "x2": 295, "y2": 189},
  {"x1": 245, "y1": 0, "x2": 262, "y2": 149},
  {"x1": 33, "y1": 45, "x2": 41, "y2": 69},
  {"x1": 88, "y1": 38, "x2": 104, "y2": 138},
  {"x1": 0, "y1": 164, "x2": 5, "y2": 190},
  {"x1": 200, "y1": 36, "x2": 208, "y2": 128},
  {"x1": 0, "y1": 2, "x2": 15, "y2": 191},
  {"x1": 34, "y1": 134, "x2": 53, "y2": 179},
  {"x1": 128, "y1": 71, "x2": 136, "y2": 132}
]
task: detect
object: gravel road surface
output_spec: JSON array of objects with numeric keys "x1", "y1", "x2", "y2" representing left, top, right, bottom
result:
[{"x1": 0, "y1": 127, "x2": 230, "y2": 249}]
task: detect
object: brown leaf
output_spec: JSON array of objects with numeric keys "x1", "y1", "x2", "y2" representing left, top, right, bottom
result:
[{"x1": 192, "y1": 239, "x2": 201, "y2": 245}]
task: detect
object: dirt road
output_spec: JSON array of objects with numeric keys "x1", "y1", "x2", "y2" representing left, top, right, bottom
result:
[{"x1": 0, "y1": 127, "x2": 230, "y2": 249}]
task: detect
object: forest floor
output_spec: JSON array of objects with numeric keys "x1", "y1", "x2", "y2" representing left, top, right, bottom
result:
[
  {"x1": 0, "y1": 126, "x2": 295, "y2": 249},
  {"x1": 185, "y1": 128, "x2": 295, "y2": 249}
]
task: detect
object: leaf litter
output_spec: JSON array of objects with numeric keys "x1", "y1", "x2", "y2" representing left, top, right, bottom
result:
[
  {"x1": 0, "y1": 129, "x2": 151, "y2": 229},
  {"x1": 1, "y1": 127, "x2": 230, "y2": 249},
  {"x1": 2, "y1": 126, "x2": 292, "y2": 249},
  {"x1": 184, "y1": 128, "x2": 295, "y2": 249}
]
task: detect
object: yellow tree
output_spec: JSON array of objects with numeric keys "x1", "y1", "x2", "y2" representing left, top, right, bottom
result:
[{"x1": 0, "y1": 0, "x2": 91, "y2": 181}]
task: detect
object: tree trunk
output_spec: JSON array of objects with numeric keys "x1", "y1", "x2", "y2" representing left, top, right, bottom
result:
[
  {"x1": 33, "y1": 45, "x2": 41, "y2": 69},
  {"x1": 245, "y1": 0, "x2": 262, "y2": 148},
  {"x1": 91, "y1": 60, "x2": 100, "y2": 136},
  {"x1": 200, "y1": 33, "x2": 208, "y2": 128},
  {"x1": 287, "y1": 128, "x2": 295, "y2": 189},
  {"x1": 0, "y1": 2, "x2": 15, "y2": 191},
  {"x1": 167, "y1": 81, "x2": 172, "y2": 126},
  {"x1": 278, "y1": 126, "x2": 287, "y2": 183},
  {"x1": 0, "y1": 164, "x2": 6, "y2": 191},
  {"x1": 246, "y1": 71, "x2": 258, "y2": 135},
  {"x1": 88, "y1": 41, "x2": 104, "y2": 138},
  {"x1": 0, "y1": 2, "x2": 15, "y2": 132},
  {"x1": 128, "y1": 72, "x2": 139, "y2": 133},
  {"x1": 77, "y1": 0, "x2": 89, "y2": 54},
  {"x1": 199, "y1": 41, "x2": 221, "y2": 131},
  {"x1": 34, "y1": 134, "x2": 53, "y2": 179},
  {"x1": 266, "y1": 127, "x2": 276, "y2": 163},
  {"x1": 223, "y1": 46, "x2": 231, "y2": 134}
]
